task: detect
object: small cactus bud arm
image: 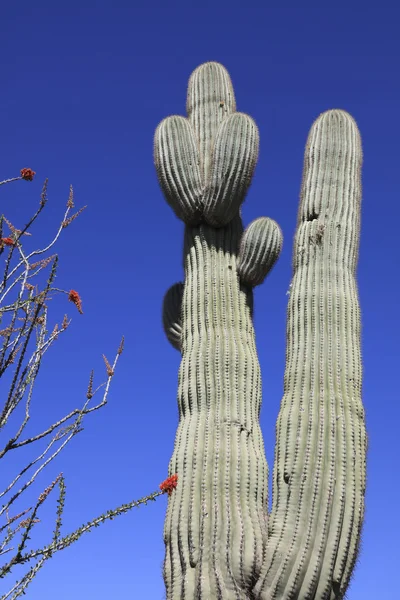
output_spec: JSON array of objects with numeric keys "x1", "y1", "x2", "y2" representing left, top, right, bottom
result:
[
  {"x1": 162, "y1": 283, "x2": 184, "y2": 351},
  {"x1": 237, "y1": 217, "x2": 283, "y2": 287}
]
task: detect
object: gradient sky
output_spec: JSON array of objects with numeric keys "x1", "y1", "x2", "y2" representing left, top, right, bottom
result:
[{"x1": 1, "y1": 1, "x2": 399, "y2": 598}]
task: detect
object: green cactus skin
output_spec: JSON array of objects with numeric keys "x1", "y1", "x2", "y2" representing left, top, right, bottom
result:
[{"x1": 155, "y1": 62, "x2": 366, "y2": 600}]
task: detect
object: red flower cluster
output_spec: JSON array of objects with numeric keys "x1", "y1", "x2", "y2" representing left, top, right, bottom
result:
[
  {"x1": 1, "y1": 237, "x2": 15, "y2": 247},
  {"x1": 20, "y1": 168, "x2": 36, "y2": 181},
  {"x1": 68, "y1": 289, "x2": 83, "y2": 314},
  {"x1": 159, "y1": 474, "x2": 178, "y2": 496}
]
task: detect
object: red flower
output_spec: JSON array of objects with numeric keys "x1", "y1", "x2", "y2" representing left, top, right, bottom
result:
[
  {"x1": 20, "y1": 168, "x2": 36, "y2": 181},
  {"x1": 159, "y1": 474, "x2": 178, "y2": 496},
  {"x1": 1, "y1": 237, "x2": 15, "y2": 247},
  {"x1": 68, "y1": 289, "x2": 83, "y2": 314}
]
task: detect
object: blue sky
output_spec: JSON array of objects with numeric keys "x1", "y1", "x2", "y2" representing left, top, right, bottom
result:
[{"x1": 0, "y1": 1, "x2": 399, "y2": 598}]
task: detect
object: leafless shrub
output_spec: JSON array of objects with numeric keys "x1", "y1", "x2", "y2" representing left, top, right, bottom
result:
[{"x1": 0, "y1": 172, "x2": 176, "y2": 599}]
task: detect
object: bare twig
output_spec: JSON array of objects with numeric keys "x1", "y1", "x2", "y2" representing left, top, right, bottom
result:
[{"x1": 0, "y1": 174, "x2": 131, "y2": 598}]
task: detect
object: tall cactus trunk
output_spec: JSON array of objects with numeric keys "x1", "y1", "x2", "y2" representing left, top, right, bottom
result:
[
  {"x1": 155, "y1": 63, "x2": 366, "y2": 600},
  {"x1": 163, "y1": 218, "x2": 269, "y2": 598}
]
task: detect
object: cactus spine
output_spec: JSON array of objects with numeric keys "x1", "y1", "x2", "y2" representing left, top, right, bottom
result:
[{"x1": 155, "y1": 62, "x2": 366, "y2": 600}]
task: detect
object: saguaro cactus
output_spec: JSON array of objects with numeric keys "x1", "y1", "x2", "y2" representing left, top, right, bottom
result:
[{"x1": 154, "y1": 62, "x2": 366, "y2": 600}]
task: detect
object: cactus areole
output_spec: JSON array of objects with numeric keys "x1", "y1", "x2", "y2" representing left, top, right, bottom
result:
[{"x1": 155, "y1": 62, "x2": 366, "y2": 600}]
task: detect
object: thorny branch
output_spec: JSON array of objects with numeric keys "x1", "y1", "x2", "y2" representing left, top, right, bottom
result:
[{"x1": 0, "y1": 172, "x2": 135, "y2": 599}]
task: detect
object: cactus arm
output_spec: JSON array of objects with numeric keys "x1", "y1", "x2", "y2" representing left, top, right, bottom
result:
[
  {"x1": 154, "y1": 116, "x2": 203, "y2": 225},
  {"x1": 238, "y1": 217, "x2": 283, "y2": 287},
  {"x1": 203, "y1": 113, "x2": 259, "y2": 227},
  {"x1": 253, "y1": 110, "x2": 366, "y2": 600}
]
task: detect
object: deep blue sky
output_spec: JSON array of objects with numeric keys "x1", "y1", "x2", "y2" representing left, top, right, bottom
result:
[{"x1": 0, "y1": 1, "x2": 399, "y2": 598}]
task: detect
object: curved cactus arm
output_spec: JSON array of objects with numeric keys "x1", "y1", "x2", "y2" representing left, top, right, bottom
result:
[
  {"x1": 203, "y1": 113, "x2": 260, "y2": 227},
  {"x1": 154, "y1": 116, "x2": 203, "y2": 225},
  {"x1": 238, "y1": 217, "x2": 283, "y2": 287},
  {"x1": 162, "y1": 283, "x2": 184, "y2": 351},
  {"x1": 253, "y1": 110, "x2": 366, "y2": 600}
]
